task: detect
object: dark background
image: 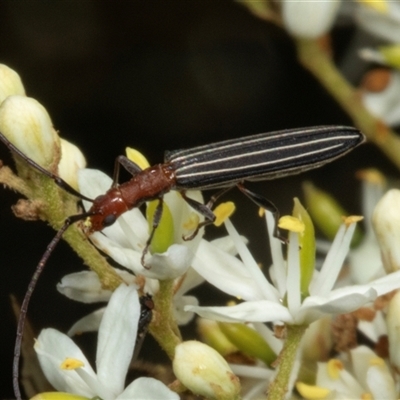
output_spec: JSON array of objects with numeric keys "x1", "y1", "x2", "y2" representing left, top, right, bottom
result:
[{"x1": 0, "y1": 1, "x2": 393, "y2": 398}]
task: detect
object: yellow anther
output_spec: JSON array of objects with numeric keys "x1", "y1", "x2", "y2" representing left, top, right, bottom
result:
[
  {"x1": 356, "y1": 169, "x2": 386, "y2": 185},
  {"x1": 278, "y1": 216, "x2": 305, "y2": 233},
  {"x1": 60, "y1": 357, "x2": 84, "y2": 370},
  {"x1": 342, "y1": 215, "x2": 364, "y2": 227},
  {"x1": 296, "y1": 382, "x2": 330, "y2": 399},
  {"x1": 327, "y1": 359, "x2": 343, "y2": 379},
  {"x1": 357, "y1": 0, "x2": 388, "y2": 13},
  {"x1": 183, "y1": 212, "x2": 200, "y2": 231},
  {"x1": 125, "y1": 147, "x2": 150, "y2": 170},
  {"x1": 361, "y1": 393, "x2": 373, "y2": 400},
  {"x1": 369, "y1": 357, "x2": 385, "y2": 367},
  {"x1": 258, "y1": 207, "x2": 265, "y2": 217},
  {"x1": 30, "y1": 393, "x2": 89, "y2": 400},
  {"x1": 214, "y1": 202, "x2": 236, "y2": 227}
]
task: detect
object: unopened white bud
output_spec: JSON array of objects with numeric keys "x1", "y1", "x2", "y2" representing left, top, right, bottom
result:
[
  {"x1": 58, "y1": 139, "x2": 86, "y2": 190},
  {"x1": 0, "y1": 64, "x2": 25, "y2": 104},
  {"x1": 372, "y1": 189, "x2": 400, "y2": 273},
  {"x1": 282, "y1": 1, "x2": 340, "y2": 39},
  {"x1": 173, "y1": 340, "x2": 241, "y2": 400},
  {"x1": 0, "y1": 95, "x2": 60, "y2": 169}
]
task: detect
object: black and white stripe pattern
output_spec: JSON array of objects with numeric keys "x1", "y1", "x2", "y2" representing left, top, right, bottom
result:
[{"x1": 165, "y1": 126, "x2": 364, "y2": 189}]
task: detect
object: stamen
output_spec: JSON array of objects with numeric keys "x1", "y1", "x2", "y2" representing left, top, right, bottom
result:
[
  {"x1": 214, "y1": 202, "x2": 235, "y2": 226},
  {"x1": 183, "y1": 212, "x2": 200, "y2": 231},
  {"x1": 60, "y1": 357, "x2": 84, "y2": 370},
  {"x1": 278, "y1": 216, "x2": 305, "y2": 233},
  {"x1": 327, "y1": 359, "x2": 343, "y2": 379},
  {"x1": 342, "y1": 215, "x2": 363, "y2": 227},
  {"x1": 296, "y1": 382, "x2": 330, "y2": 399}
]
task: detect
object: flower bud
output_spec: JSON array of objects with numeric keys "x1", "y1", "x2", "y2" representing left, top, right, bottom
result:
[
  {"x1": 379, "y1": 45, "x2": 400, "y2": 69},
  {"x1": 58, "y1": 139, "x2": 86, "y2": 190},
  {"x1": 0, "y1": 95, "x2": 60, "y2": 170},
  {"x1": 372, "y1": 189, "x2": 400, "y2": 273},
  {"x1": 197, "y1": 318, "x2": 238, "y2": 357},
  {"x1": 173, "y1": 340, "x2": 241, "y2": 400},
  {"x1": 0, "y1": 64, "x2": 25, "y2": 104},
  {"x1": 218, "y1": 322, "x2": 276, "y2": 366},
  {"x1": 303, "y1": 182, "x2": 362, "y2": 246},
  {"x1": 281, "y1": 0, "x2": 340, "y2": 38}
]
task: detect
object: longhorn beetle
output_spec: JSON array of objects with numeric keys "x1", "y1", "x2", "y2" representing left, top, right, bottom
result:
[{"x1": 0, "y1": 125, "x2": 364, "y2": 399}]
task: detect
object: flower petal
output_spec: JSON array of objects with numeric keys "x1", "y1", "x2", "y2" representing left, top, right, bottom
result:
[
  {"x1": 191, "y1": 239, "x2": 267, "y2": 301},
  {"x1": 67, "y1": 308, "x2": 105, "y2": 336},
  {"x1": 57, "y1": 271, "x2": 113, "y2": 303},
  {"x1": 119, "y1": 377, "x2": 179, "y2": 399},
  {"x1": 147, "y1": 244, "x2": 193, "y2": 279},
  {"x1": 57, "y1": 270, "x2": 136, "y2": 303},
  {"x1": 355, "y1": 3, "x2": 400, "y2": 43},
  {"x1": 298, "y1": 286, "x2": 377, "y2": 324},
  {"x1": 35, "y1": 328, "x2": 96, "y2": 397},
  {"x1": 186, "y1": 301, "x2": 293, "y2": 323},
  {"x1": 96, "y1": 284, "x2": 140, "y2": 397},
  {"x1": 224, "y1": 218, "x2": 280, "y2": 301},
  {"x1": 173, "y1": 295, "x2": 199, "y2": 325}
]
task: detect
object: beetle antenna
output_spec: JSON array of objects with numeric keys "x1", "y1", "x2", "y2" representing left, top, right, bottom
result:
[{"x1": 12, "y1": 212, "x2": 93, "y2": 400}]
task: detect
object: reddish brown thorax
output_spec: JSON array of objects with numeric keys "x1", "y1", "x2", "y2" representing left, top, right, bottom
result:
[{"x1": 85, "y1": 164, "x2": 176, "y2": 233}]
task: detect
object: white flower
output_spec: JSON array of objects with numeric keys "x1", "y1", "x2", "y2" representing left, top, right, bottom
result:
[
  {"x1": 355, "y1": 1, "x2": 400, "y2": 43},
  {"x1": 297, "y1": 346, "x2": 398, "y2": 399},
  {"x1": 58, "y1": 168, "x2": 244, "y2": 329},
  {"x1": 186, "y1": 211, "x2": 400, "y2": 326},
  {"x1": 34, "y1": 284, "x2": 179, "y2": 400}
]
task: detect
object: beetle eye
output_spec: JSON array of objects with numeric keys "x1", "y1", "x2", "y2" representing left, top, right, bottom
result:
[{"x1": 103, "y1": 214, "x2": 117, "y2": 227}]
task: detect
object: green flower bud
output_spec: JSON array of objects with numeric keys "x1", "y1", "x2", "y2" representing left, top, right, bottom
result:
[
  {"x1": 303, "y1": 182, "x2": 362, "y2": 246},
  {"x1": 173, "y1": 341, "x2": 241, "y2": 400},
  {"x1": 197, "y1": 318, "x2": 238, "y2": 356},
  {"x1": 218, "y1": 321, "x2": 276, "y2": 366}
]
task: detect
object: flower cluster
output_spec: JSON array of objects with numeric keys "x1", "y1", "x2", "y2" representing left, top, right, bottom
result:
[{"x1": 4, "y1": 2, "x2": 400, "y2": 399}]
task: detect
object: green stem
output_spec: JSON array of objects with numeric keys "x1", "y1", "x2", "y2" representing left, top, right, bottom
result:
[
  {"x1": 62, "y1": 225, "x2": 123, "y2": 290},
  {"x1": 267, "y1": 324, "x2": 307, "y2": 400},
  {"x1": 296, "y1": 38, "x2": 400, "y2": 171},
  {"x1": 149, "y1": 279, "x2": 182, "y2": 360},
  {"x1": 42, "y1": 174, "x2": 123, "y2": 290}
]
